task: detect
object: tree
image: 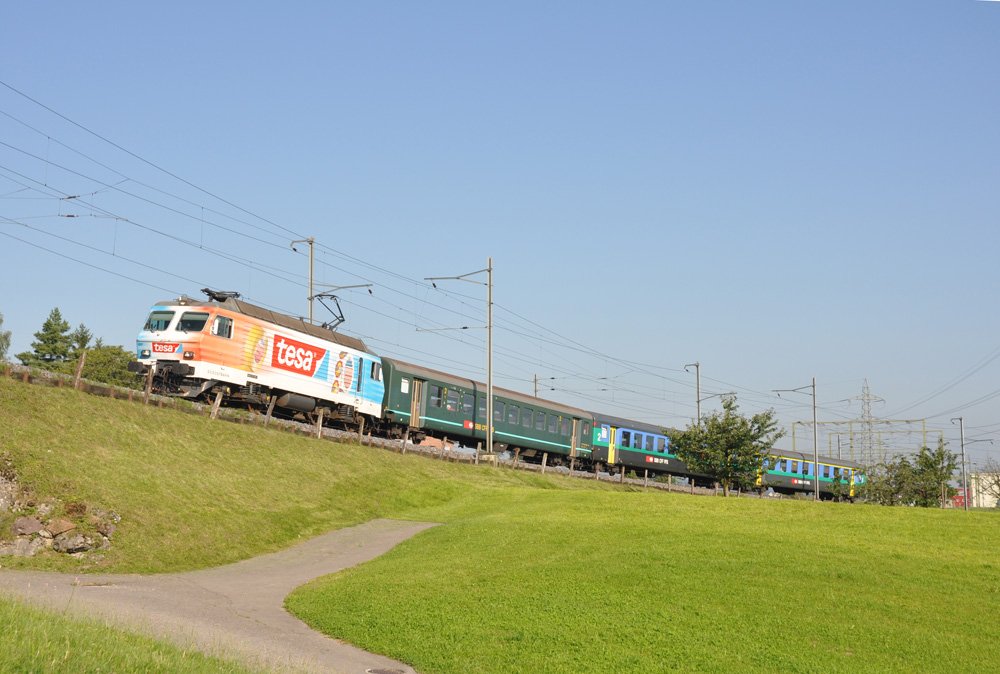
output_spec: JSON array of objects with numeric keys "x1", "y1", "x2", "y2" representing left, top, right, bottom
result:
[
  {"x1": 672, "y1": 398, "x2": 785, "y2": 496},
  {"x1": 858, "y1": 457, "x2": 918, "y2": 506},
  {"x1": 16, "y1": 308, "x2": 72, "y2": 368},
  {"x1": 0, "y1": 312, "x2": 10, "y2": 362},
  {"x1": 913, "y1": 440, "x2": 958, "y2": 508},
  {"x1": 859, "y1": 443, "x2": 958, "y2": 508},
  {"x1": 71, "y1": 344, "x2": 140, "y2": 387},
  {"x1": 69, "y1": 323, "x2": 93, "y2": 359}
]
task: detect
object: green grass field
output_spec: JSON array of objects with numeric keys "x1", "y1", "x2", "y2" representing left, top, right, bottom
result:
[
  {"x1": 2, "y1": 377, "x2": 998, "y2": 673},
  {"x1": 287, "y1": 491, "x2": 999, "y2": 673}
]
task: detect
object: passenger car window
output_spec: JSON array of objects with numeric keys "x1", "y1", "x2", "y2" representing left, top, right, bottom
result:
[
  {"x1": 522, "y1": 408, "x2": 533, "y2": 428},
  {"x1": 535, "y1": 412, "x2": 546, "y2": 431},
  {"x1": 429, "y1": 385, "x2": 442, "y2": 408},
  {"x1": 619, "y1": 430, "x2": 631, "y2": 448},
  {"x1": 463, "y1": 393, "x2": 474, "y2": 416},
  {"x1": 494, "y1": 401, "x2": 505, "y2": 422}
]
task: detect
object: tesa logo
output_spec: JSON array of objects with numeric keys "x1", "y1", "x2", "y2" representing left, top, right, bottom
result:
[
  {"x1": 271, "y1": 335, "x2": 325, "y2": 377},
  {"x1": 153, "y1": 342, "x2": 179, "y2": 353}
]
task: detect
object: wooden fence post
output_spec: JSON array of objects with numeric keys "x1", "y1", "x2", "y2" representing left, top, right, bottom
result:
[
  {"x1": 264, "y1": 397, "x2": 276, "y2": 426},
  {"x1": 210, "y1": 391, "x2": 224, "y2": 419},
  {"x1": 619, "y1": 465, "x2": 625, "y2": 483},
  {"x1": 441, "y1": 436, "x2": 448, "y2": 460},
  {"x1": 475, "y1": 441, "x2": 481, "y2": 465},
  {"x1": 73, "y1": 351, "x2": 87, "y2": 389},
  {"x1": 357, "y1": 416, "x2": 366, "y2": 444},
  {"x1": 315, "y1": 408, "x2": 325, "y2": 439},
  {"x1": 143, "y1": 368, "x2": 153, "y2": 405},
  {"x1": 401, "y1": 428, "x2": 409, "y2": 454},
  {"x1": 541, "y1": 452, "x2": 548, "y2": 474},
  {"x1": 643, "y1": 469, "x2": 648, "y2": 488}
]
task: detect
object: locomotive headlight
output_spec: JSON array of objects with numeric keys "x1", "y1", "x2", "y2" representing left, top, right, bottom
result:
[
  {"x1": 140, "y1": 349, "x2": 151, "y2": 358},
  {"x1": 183, "y1": 351, "x2": 195, "y2": 360}
]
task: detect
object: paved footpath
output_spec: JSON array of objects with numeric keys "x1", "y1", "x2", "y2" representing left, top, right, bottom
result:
[{"x1": 0, "y1": 519, "x2": 438, "y2": 674}]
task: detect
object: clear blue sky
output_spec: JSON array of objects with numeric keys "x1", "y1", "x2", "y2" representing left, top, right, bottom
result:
[{"x1": 2, "y1": 2, "x2": 999, "y2": 466}]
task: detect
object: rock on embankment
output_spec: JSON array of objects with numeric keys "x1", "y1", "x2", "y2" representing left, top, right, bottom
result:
[{"x1": 0, "y1": 454, "x2": 119, "y2": 559}]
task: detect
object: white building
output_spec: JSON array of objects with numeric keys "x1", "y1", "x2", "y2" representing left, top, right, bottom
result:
[{"x1": 970, "y1": 473, "x2": 1000, "y2": 509}]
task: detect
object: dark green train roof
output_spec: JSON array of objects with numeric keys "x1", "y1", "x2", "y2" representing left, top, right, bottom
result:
[
  {"x1": 771, "y1": 449, "x2": 864, "y2": 469},
  {"x1": 380, "y1": 356, "x2": 595, "y2": 419},
  {"x1": 593, "y1": 413, "x2": 672, "y2": 436}
]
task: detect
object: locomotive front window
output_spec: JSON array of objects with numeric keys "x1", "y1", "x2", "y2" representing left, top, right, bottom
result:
[
  {"x1": 178, "y1": 312, "x2": 210, "y2": 332},
  {"x1": 144, "y1": 311, "x2": 174, "y2": 331}
]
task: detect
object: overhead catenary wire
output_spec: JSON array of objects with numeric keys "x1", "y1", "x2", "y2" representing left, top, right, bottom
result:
[
  {"x1": 0, "y1": 79, "x2": 308, "y2": 242},
  {"x1": 3, "y1": 81, "x2": 996, "y2": 437},
  {"x1": 0, "y1": 83, "x2": 747, "y2": 419}
]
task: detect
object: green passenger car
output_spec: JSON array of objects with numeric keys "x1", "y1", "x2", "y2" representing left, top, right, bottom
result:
[{"x1": 380, "y1": 357, "x2": 594, "y2": 462}]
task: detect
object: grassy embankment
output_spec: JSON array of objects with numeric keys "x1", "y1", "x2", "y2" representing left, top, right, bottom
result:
[
  {"x1": 0, "y1": 376, "x2": 607, "y2": 574},
  {"x1": 2, "y1": 376, "x2": 998, "y2": 673}
]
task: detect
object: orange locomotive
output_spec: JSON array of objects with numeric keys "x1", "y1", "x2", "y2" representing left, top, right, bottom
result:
[{"x1": 130, "y1": 290, "x2": 384, "y2": 424}]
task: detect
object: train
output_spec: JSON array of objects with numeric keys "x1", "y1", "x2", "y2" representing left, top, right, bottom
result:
[{"x1": 129, "y1": 289, "x2": 866, "y2": 498}]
